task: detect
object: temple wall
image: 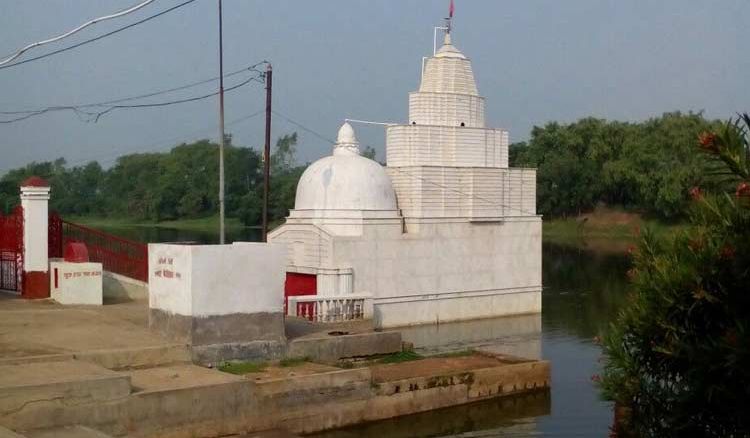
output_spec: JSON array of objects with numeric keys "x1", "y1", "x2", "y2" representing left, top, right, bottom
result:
[
  {"x1": 409, "y1": 92, "x2": 485, "y2": 127},
  {"x1": 387, "y1": 167, "x2": 536, "y2": 220},
  {"x1": 267, "y1": 224, "x2": 333, "y2": 268},
  {"x1": 386, "y1": 125, "x2": 508, "y2": 168},
  {"x1": 331, "y1": 218, "x2": 542, "y2": 328}
]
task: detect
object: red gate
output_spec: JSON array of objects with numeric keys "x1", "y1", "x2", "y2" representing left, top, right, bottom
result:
[
  {"x1": 0, "y1": 206, "x2": 23, "y2": 292},
  {"x1": 284, "y1": 272, "x2": 317, "y2": 316}
]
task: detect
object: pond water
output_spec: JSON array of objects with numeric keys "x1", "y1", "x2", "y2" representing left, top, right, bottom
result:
[{"x1": 96, "y1": 225, "x2": 631, "y2": 437}]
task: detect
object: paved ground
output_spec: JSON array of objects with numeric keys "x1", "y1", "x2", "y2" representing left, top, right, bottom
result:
[
  {"x1": 0, "y1": 294, "x2": 379, "y2": 363},
  {"x1": 0, "y1": 294, "x2": 164, "y2": 359}
]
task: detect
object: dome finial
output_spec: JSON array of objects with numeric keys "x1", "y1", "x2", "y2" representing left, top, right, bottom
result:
[{"x1": 334, "y1": 122, "x2": 360, "y2": 156}]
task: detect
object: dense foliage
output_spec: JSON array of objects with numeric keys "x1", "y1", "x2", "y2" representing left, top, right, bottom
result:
[
  {"x1": 0, "y1": 134, "x2": 305, "y2": 226},
  {"x1": 511, "y1": 112, "x2": 723, "y2": 219},
  {"x1": 599, "y1": 115, "x2": 750, "y2": 437}
]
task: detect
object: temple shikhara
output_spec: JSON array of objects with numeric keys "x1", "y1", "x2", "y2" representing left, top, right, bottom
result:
[{"x1": 270, "y1": 30, "x2": 541, "y2": 328}]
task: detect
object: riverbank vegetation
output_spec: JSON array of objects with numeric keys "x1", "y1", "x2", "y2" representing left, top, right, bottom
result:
[
  {"x1": 511, "y1": 111, "x2": 722, "y2": 220},
  {"x1": 0, "y1": 111, "x2": 726, "y2": 241},
  {"x1": 600, "y1": 114, "x2": 750, "y2": 436},
  {"x1": 0, "y1": 133, "x2": 304, "y2": 227}
]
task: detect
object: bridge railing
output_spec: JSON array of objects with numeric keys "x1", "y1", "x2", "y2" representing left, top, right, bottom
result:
[{"x1": 61, "y1": 221, "x2": 148, "y2": 283}]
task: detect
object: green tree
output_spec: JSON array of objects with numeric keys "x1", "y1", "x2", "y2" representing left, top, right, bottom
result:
[{"x1": 600, "y1": 115, "x2": 750, "y2": 437}]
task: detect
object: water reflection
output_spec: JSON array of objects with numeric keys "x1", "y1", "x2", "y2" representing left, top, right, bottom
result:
[{"x1": 312, "y1": 392, "x2": 550, "y2": 438}]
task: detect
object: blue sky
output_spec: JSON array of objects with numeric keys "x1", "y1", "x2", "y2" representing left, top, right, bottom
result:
[{"x1": 1, "y1": 0, "x2": 748, "y2": 173}]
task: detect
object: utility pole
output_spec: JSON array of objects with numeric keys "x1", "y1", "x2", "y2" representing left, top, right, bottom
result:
[
  {"x1": 262, "y1": 64, "x2": 273, "y2": 242},
  {"x1": 217, "y1": 0, "x2": 226, "y2": 244}
]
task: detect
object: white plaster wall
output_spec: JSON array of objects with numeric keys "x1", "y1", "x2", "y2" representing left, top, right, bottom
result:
[
  {"x1": 191, "y1": 242, "x2": 285, "y2": 316},
  {"x1": 331, "y1": 219, "x2": 542, "y2": 328},
  {"x1": 50, "y1": 261, "x2": 103, "y2": 305},
  {"x1": 409, "y1": 92, "x2": 485, "y2": 127},
  {"x1": 386, "y1": 125, "x2": 508, "y2": 168},
  {"x1": 148, "y1": 244, "x2": 192, "y2": 316},
  {"x1": 148, "y1": 243, "x2": 286, "y2": 317},
  {"x1": 373, "y1": 289, "x2": 541, "y2": 328},
  {"x1": 387, "y1": 167, "x2": 536, "y2": 220},
  {"x1": 20, "y1": 187, "x2": 50, "y2": 272}
]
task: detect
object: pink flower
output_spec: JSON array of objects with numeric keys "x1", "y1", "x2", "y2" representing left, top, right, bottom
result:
[
  {"x1": 591, "y1": 374, "x2": 602, "y2": 383},
  {"x1": 698, "y1": 132, "x2": 718, "y2": 153},
  {"x1": 736, "y1": 182, "x2": 750, "y2": 198},
  {"x1": 689, "y1": 186, "x2": 703, "y2": 201}
]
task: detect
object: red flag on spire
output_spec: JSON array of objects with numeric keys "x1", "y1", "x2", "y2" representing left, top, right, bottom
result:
[{"x1": 449, "y1": 0, "x2": 455, "y2": 18}]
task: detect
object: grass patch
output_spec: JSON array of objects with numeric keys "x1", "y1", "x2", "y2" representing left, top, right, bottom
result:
[
  {"x1": 432, "y1": 349, "x2": 475, "y2": 358},
  {"x1": 542, "y1": 207, "x2": 687, "y2": 252},
  {"x1": 376, "y1": 351, "x2": 424, "y2": 364},
  {"x1": 279, "y1": 357, "x2": 309, "y2": 367},
  {"x1": 218, "y1": 361, "x2": 266, "y2": 375}
]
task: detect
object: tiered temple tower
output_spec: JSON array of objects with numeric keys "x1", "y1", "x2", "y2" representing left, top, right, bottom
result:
[{"x1": 386, "y1": 33, "x2": 536, "y2": 227}]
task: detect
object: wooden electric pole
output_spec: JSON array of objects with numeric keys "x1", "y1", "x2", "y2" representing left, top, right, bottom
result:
[
  {"x1": 262, "y1": 64, "x2": 273, "y2": 242},
  {"x1": 217, "y1": 0, "x2": 226, "y2": 244}
]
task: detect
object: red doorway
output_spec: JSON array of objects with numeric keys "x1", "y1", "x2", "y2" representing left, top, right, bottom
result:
[{"x1": 284, "y1": 272, "x2": 316, "y2": 315}]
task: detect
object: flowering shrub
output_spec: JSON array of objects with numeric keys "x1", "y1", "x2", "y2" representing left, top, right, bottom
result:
[{"x1": 599, "y1": 114, "x2": 750, "y2": 437}]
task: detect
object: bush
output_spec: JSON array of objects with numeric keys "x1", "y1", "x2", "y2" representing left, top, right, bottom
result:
[{"x1": 599, "y1": 115, "x2": 750, "y2": 437}]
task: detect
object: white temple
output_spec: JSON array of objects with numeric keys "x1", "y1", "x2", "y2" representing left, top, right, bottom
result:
[{"x1": 269, "y1": 30, "x2": 541, "y2": 329}]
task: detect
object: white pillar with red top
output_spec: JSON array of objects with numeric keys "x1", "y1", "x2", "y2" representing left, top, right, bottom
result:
[{"x1": 20, "y1": 177, "x2": 51, "y2": 299}]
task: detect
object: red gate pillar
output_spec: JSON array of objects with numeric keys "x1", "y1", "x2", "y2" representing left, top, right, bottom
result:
[{"x1": 20, "y1": 177, "x2": 51, "y2": 299}]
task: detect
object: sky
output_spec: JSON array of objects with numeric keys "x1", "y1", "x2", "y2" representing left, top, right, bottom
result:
[{"x1": 1, "y1": 0, "x2": 748, "y2": 174}]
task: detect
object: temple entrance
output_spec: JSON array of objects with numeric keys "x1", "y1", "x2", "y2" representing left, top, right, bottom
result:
[
  {"x1": 284, "y1": 272, "x2": 317, "y2": 315},
  {"x1": 0, "y1": 207, "x2": 23, "y2": 293}
]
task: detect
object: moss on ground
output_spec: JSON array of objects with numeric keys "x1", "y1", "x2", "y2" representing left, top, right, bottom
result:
[{"x1": 218, "y1": 361, "x2": 267, "y2": 374}]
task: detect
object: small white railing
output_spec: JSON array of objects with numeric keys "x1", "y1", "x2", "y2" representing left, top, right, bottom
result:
[{"x1": 288, "y1": 294, "x2": 372, "y2": 323}]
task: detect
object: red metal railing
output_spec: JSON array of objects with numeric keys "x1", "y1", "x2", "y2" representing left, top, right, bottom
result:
[
  {"x1": 0, "y1": 207, "x2": 23, "y2": 292},
  {"x1": 61, "y1": 220, "x2": 148, "y2": 282}
]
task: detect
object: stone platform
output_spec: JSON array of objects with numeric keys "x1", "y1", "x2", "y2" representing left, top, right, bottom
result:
[{"x1": 0, "y1": 295, "x2": 550, "y2": 437}]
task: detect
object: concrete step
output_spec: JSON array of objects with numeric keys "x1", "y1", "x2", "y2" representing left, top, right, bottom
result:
[
  {"x1": 25, "y1": 425, "x2": 113, "y2": 438},
  {"x1": 0, "y1": 360, "x2": 130, "y2": 432}
]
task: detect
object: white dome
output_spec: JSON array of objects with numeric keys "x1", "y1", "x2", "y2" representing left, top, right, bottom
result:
[{"x1": 294, "y1": 124, "x2": 398, "y2": 211}]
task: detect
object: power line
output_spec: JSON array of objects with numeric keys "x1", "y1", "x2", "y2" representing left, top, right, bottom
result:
[
  {"x1": 0, "y1": 0, "x2": 200, "y2": 71},
  {"x1": 0, "y1": 0, "x2": 158, "y2": 66},
  {"x1": 0, "y1": 61, "x2": 267, "y2": 115},
  {"x1": 0, "y1": 71, "x2": 264, "y2": 124},
  {"x1": 47, "y1": 109, "x2": 266, "y2": 169}
]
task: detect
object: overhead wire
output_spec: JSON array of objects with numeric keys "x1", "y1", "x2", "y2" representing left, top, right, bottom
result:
[
  {"x1": 0, "y1": 0, "x2": 200, "y2": 71},
  {"x1": 0, "y1": 0, "x2": 159, "y2": 66},
  {"x1": 271, "y1": 109, "x2": 539, "y2": 217},
  {"x1": 0, "y1": 61, "x2": 268, "y2": 115},
  {"x1": 0, "y1": 67, "x2": 266, "y2": 124}
]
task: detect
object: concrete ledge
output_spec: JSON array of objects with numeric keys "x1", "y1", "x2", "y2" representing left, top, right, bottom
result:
[
  {"x1": 103, "y1": 272, "x2": 147, "y2": 302},
  {"x1": 191, "y1": 340, "x2": 286, "y2": 365},
  {"x1": 0, "y1": 361, "x2": 131, "y2": 432},
  {"x1": 287, "y1": 331, "x2": 402, "y2": 362},
  {"x1": 74, "y1": 344, "x2": 191, "y2": 370},
  {"x1": 149, "y1": 309, "x2": 286, "y2": 346},
  {"x1": 252, "y1": 368, "x2": 373, "y2": 411}
]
